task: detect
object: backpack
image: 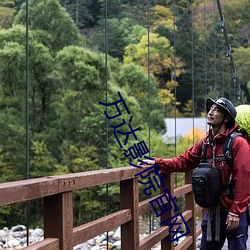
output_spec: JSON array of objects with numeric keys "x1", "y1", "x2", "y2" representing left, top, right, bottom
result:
[
  {"x1": 235, "y1": 105, "x2": 250, "y2": 142},
  {"x1": 192, "y1": 162, "x2": 221, "y2": 208},
  {"x1": 192, "y1": 131, "x2": 241, "y2": 208}
]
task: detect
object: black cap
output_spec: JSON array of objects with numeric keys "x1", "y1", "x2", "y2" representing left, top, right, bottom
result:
[{"x1": 206, "y1": 97, "x2": 237, "y2": 119}]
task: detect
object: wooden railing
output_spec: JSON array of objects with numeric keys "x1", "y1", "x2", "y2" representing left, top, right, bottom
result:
[{"x1": 0, "y1": 165, "x2": 204, "y2": 250}]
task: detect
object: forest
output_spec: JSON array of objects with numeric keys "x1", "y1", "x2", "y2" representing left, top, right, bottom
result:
[{"x1": 0, "y1": 0, "x2": 249, "y2": 227}]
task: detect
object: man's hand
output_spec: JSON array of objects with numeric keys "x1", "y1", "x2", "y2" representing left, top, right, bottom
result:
[
  {"x1": 137, "y1": 159, "x2": 155, "y2": 166},
  {"x1": 226, "y1": 213, "x2": 240, "y2": 230}
]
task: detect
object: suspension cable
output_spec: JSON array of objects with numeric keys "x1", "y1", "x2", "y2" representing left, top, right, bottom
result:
[
  {"x1": 147, "y1": 0, "x2": 153, "y2": 234},
  {"x1": 173, "y1": 0, "x2": 176, "y2": 156},
  {"x1": 147, "y1": 1, "x2": 151, "y2": 161},
  {"x1": 25, "y1": 0, "x2": 30, "y2": 245},
  {"x1": 213, "y1": 0, "x2": 217, "y2": 94},
  {"x1": 191, "y1": 0, "x2": 195, "y2": 144},
  {"x1": 228, "y1": 64, "x2": 231, "y2": 99},
  {"x1": 216, "y1": 0, "x2": 242, "y2": 104},
  {"x1": 172, "y1": 0, "x2": 178, "y2": 189},
  {"x1": 104, "y1": 0, "x2": 109, "y2": 247},
  {"x1": 219, "y1": 33, "x2": 225, "y2": 96},
  {"x1": 204, "y1": 0, "x2": 207, "y2": 98}
]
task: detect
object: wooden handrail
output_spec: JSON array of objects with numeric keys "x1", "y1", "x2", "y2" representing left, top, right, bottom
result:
[{"x1": 0, "y1": 165, "x2": 202, "y2": 249}]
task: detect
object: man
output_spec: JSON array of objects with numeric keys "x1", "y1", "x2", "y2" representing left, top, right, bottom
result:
[{"x1": 139, "y1": 97, "x2": 250, "y2": 250}]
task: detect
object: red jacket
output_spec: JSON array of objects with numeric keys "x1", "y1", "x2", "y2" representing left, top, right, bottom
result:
[{"x1": 155, "y1": 124, "x2": 250, "y2": 216}]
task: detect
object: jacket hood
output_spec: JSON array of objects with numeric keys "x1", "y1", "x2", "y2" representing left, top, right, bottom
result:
[{"x1": 206, "y1": 123, "x2": 239, "y2": 143}]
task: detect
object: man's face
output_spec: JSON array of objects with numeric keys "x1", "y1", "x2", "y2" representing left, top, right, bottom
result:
[{"x1": 207, "y1": 104, "x2": 226, "y2": 127}]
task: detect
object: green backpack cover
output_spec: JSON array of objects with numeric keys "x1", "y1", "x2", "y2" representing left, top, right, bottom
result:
[{"x1": 235, "y1": 105, "x2": 250, "y2": 140}]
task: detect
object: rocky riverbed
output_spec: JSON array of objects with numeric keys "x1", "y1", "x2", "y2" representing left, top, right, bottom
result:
[
  {"x1": 0, "y1": 225, "x2": 160, "y2": 250},
  {"x1": 0, "y1": 225, "x2": 201, "y2": 249},
  {"x1": 0, "y1": 225, "x2": 43, "y2": 249}
]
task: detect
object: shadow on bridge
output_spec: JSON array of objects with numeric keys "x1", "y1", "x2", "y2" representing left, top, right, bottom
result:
[{"x1": 0, "y1": 165, "x2": 204, "y2": 250}]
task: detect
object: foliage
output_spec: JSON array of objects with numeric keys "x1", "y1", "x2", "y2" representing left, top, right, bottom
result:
[
  {"x1": 115, "y1": 63, "x2": 165, "y2": 132},
  {"x1": 61, "y1": 0, "x2": 101, "y2": 29},
  {"x1": 149, "y1": 5, "x2": 174, "y2": 32},
  {"x1": 14, "y1": 0, "x2": 85, "y2": 52},
  {"x1": 86, "y1": 17, "x2": 139, "y2": 60},
  {"x1": 123, "y1": 30, "x2": 185, "y2": 116},
  {"x1": 124, "y1": 32, "x2": 174, "y2": 77},
  {"x1": 30, "y1": 141, "x2": 57, "y2": 177},
  {"x1": 0, "y1": 112, "x2": 26, "y2": 180},
  {"x1": 234, "y1": 46, "x2": 250, "y2": 102},
  {"x1": 0, "y1": 7, "x2": 15, "y2": 29}
]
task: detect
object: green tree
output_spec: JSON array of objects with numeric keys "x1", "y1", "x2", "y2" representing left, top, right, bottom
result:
[
  {"x1": 30, "y1": 141, "x2": 57, "y2": 177},
  {"x1": 14, "y1": 0, "x2": 84, "y2": 52},
  {"x1": 0, "y1": 6, "x2": 15, "y2": 29},
  {"x1": 0, "y1": 25, "x2": 56, "y2": 132},
  {"x1": 86, "y1": 17, "x2": 139, "y2": 60},
  {"x1": 0, "y1": 39, "x2": 27, "y2": 180},
  {"x1": 234, "y1": 46, "x2": 250, "y2": 102},
  {"x1": 124, "y1": 32, "x2": 185, "y2": 88},
  {"x1": 61, "y1": 0, "x2": 101, "y2": 28},
  {"x1": 98, "y1": 0, "x2": 146, "y2": 21},
  {"x1": 51, "y1": 46, "x2": 142, "y2": 166},
  {"x1": 0, "y1": 112, "x2": 26, "y2": 180},
  {"x1": 116, "y1": 63, "x2": 165, "y2": 132},
  {"x1": 222, "y1": 0, "x2": 250, "y2": 46}
]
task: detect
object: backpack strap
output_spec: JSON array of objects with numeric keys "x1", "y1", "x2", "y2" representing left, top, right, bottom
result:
[
  {"x1": 201, "y1": 141, "x2": 226, "y2": 163},
  {"x1": 201, "y1": 131, "x2": 242, "y2": 167},
  {"x1": 223, "y1": 132, "x2": 242, "y2": 200},
  {"x1": 200, "y1": 142, "x2": 208, "y2": 162},
  {"x1": 223, "y1": 131, "x2": 242, "y2": 169}
]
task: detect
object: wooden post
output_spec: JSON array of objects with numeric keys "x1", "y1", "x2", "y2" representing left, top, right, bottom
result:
[
  {"x1": 185, "y1": 171, "x2": 196, "y2": 250},
  {"x1": 44, "y1": 192, "x2": 73, "y2": 250},
  {"x1": 161, "y1": 173, "x2": 175, "y2": 250},
  {"x1": 120, "y1": 178, "x2": 139, "y2": 250}
]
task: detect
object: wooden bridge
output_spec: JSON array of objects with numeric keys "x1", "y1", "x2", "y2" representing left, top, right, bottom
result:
[{"x1": 0, "y1": 165, "x2": 205, "y2": 250}]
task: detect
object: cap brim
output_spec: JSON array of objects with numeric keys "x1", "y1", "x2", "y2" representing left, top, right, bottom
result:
[{"x1": 206, "y1": 98, "x2": 215, "y2": 113}]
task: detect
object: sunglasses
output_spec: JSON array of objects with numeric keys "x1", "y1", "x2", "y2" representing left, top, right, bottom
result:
[{"x1": 215, "y1": 99, "x2": 227, "y2": 108}]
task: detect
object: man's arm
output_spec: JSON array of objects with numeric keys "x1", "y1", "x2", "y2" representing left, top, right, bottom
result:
[{"x1": 138, "y1": 139, "x2": 204, "y2": 174}]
